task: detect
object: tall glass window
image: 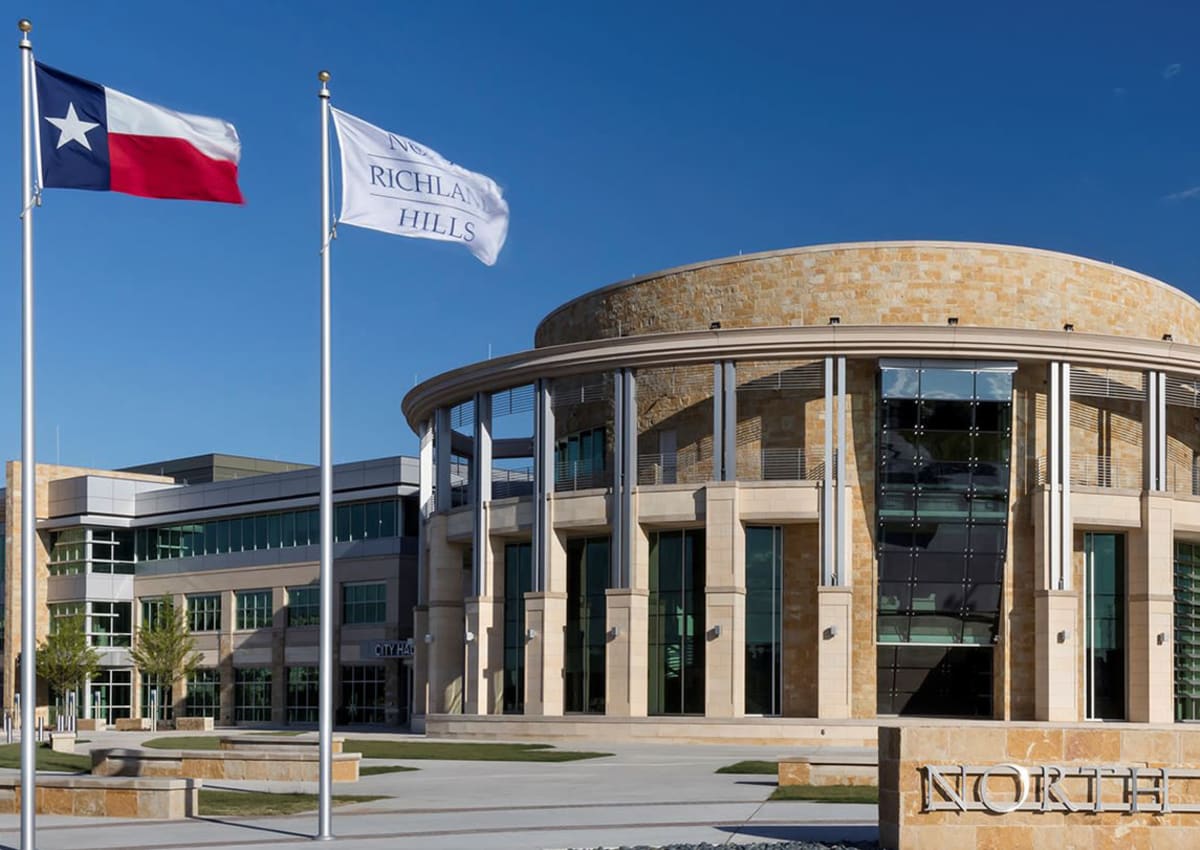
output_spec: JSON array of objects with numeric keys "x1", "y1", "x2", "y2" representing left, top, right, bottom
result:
[
  {"x1": 90, "y1": 669, "x2": 132, "y2": 722},
  {"x1": 236, "y1": 590, "x2": 273, "y2": 630},
  {"x1": 745, "y1": 526, "x2": 782, "y2": 716},
  {"x1": 1177, "y1": 542, "x2": 1200, "y2": 722},
  {"x1": 188, "y1": 594, "x2": 222, "y2": 632},
  {"x1": 649, "y1": 529, "x2": 706, "y2": 715},
  {"x1": 340, "y1": 664, "x2": 387, "y2": 724},
  {"x1": 565, "y1": 537, "x2": 607, "y2": 713},
  {"x1": 875, "y1": 360, "x2": 1014, "y2": 717},
  {"x1": 234, "y1": 668, "x2": 272, "y2": 723},
  {"x1": 1085, "y1": 532, "x2": 1126, "y2": 720},
  {"x1": 343, "y1": 583, "x2": 387, "y2": 625},
  {"x1": 287, "y1": 585, "x2": 319, "y2": 626},
  {"x1": 503, "y1": 542, "x2": 533, "y2": 714},
  {"x1": 91, "y1": 602, "x2": 132, "y2": 647},
  {"x1": 186, "y1": 669, "x2": 220, "y2": 719},
  {"x1": 287, "y1": 666, "x2": 319, "y2": 723}
]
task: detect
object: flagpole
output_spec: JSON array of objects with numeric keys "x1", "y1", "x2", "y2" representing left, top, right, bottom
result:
[
  {"x1": 17, "y1": 17, "x2": 37, "y2": 850},
  {"x1": 317, "y1": 68, "x2": 334, "y2": 842}
]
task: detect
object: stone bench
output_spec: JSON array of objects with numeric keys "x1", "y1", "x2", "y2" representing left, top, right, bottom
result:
[
  {"x1": 49, "y1": 731, "x2": 76, "y2": 754},
  {"x1": 114, "y1": 717, "x2": 151, "y2": 732},
  {"x1": 76, "y1": 718, "x2": 106, "y2": 732},
  {"x1": 778, "y1": 749, "x2": 878, "y2": 787},
  {"x1": 175, "y1": 717, "x2": 214, "y2": 732},
  {"x1": 219, "y1": 734, "x2": 343, "y2": 753},
  {"x1": 0, "y1": 775, "x2": 199, "y2": 819},
  {"x1": 92, "y1": 747, "x2": 360, "y2": 783}
]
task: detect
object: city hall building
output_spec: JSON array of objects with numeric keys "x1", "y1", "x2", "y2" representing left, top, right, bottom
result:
[
  {"x1": 1, "y1": 454, "x2": 419, "y2": 726},
  {"x1": 403, "y1": 241, "x2": 1200, "y2": 735}
]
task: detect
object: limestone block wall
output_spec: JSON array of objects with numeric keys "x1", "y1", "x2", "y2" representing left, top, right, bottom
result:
[
  {"x1": 537, "y1": 242, "x2": 1200, "y2": 347},
  {"x1": 845, "y1": 361, "x2": 877, "y2": 718}
]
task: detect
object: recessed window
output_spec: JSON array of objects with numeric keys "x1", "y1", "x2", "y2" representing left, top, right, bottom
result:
[
  {"x1": 342, "y1": 583, "x2": 386, "y2": 625},
  {"x1": 236, "y1": 590, "x2": 273, "y2": 630}
]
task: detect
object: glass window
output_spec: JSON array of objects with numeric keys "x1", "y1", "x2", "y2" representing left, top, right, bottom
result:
[
  {"x1": 141, "y1": 679, "x2": 173, "y2": 722},
  {"x1": 565, "y1": 537, "x2": 608, "y2": 714},
  {"x1": 234, "y1": 668, "x2": 272, "y2": 723},
  {"x1": 503, "y1": 542, "x2": 533, "y2": 713},
  {"x1": 287, "y1": 666, "x2": 319, "y2": 723},
  {"x1": 342, "y1": 583, "x2": 386, "y2": 625},
  {"x1": 91, "y1": 602, "x2": 132, "y2": 647},
  {"x1": 1086, "y1": 532, "x2": 1126, "y2": 720},
  {"x1": 649, "y1": 529, "x2": 706, "y2": 716},
  {"x1": 186, "y1": 669, "x2": 220, "y2": 719},
  {"x1": 744, "y1": 526, "x2": 782, "y2": 716},
  {"x1": 335, "y1": 505, "x2": 351, "y2": 542},
  {"x1": 288, "y1": 585, "x2": 320, "y2": 627},
  {"x1": 340, "y1": 665, "x2": 386, "y2": 724},
  {"x1": 188, "y1": 594, "x2": 222, "y2": 632},
  {"x1": 1176, "y1": 541, "x2": 1200, "y2": 722},
  {"x1": 236, "y1": 590, "x2": 273, "y2": 630},
  {"x1": 90, "y1": 669, "x2": 133, "y2": 723}
]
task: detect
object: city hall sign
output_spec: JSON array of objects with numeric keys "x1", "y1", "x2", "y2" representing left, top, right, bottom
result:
[{"x1": 924, "y1": 763, "x2": 1200, "y2": 815}]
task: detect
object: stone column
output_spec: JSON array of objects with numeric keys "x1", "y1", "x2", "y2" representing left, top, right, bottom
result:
[
  {"x1": 604, "y1": 588, "x2": 648, "y2": 716},
  {"x1": 816, "y1": 586, "x2": 853, "y2": 718},
  {"x1": 463, "y1": 596, "x2": 501, "y2": 714},
  {"x1": 523, "y1": 591, "x2": 567, "y2": 716},
  {"x1": 1129, "y1": 493, "x2": 1174, "y2": 723},
  {"x1": 219, "y1": 589, "x2": 236, "y2": 724},
  {"x1": 425, "y1": 515, "x2": 464, "y2": 714},
  {"x1": 411, "y1": 605, "x2": 429, "y2": 728},
  {"x1": 704, "y1": 482, "x2": 744, "y2": 717},
  {"x1": 1033, "y1": 487, "x2": 1079, "y2": 721},
  {"x1": 271, "y1": 585, "x2": 287, "y2": 725}
]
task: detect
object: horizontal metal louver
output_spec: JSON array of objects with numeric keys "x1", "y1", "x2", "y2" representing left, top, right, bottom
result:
[
  {"x1": 1069, "y1": 367, "x2": 1143, "y2": 401},
  {"x1": 491, "y1": 384, "x2": 536, "y2": 417},
  {"x1": 1166, "y1": 375, "x2": 1200, "y2": 409},
  {"x1": 450, "y1": 400, "x2": 475, "y2": 431},
  {"x1": 736, "y1": 360, "x2": 823, "y2": 392},
  {"x1": 551, "y1": 375, "x2": 611, "y2": 409}
]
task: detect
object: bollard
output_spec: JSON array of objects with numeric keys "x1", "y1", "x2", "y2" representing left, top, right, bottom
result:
[{"x1": 4, "y1": 712, "x2": 10, "y2": 744}]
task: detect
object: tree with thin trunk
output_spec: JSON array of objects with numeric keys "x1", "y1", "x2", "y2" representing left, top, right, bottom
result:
[
  {"x1": 37, "y1": 613, "x2": 100, "y2": 716},
  {"x1": 130, "y1": 597, "x2": 200, "y2": 721}
]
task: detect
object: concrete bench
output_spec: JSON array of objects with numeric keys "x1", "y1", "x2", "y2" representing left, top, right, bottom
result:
[
  {"x1": 49, "y1": 732, "x2": 76, "y2": 754},
  {"x1": 76, "y1": 718, "x2": 106, "y2": 732},
  {"x1": 778, "y1": 749, "x2": 878, "y2": 787},
  {"x1": 92, "y1": 747, "x2": 360, "y2": 783},
  {"x1": 0, "y1": 775, "x2": 199, "y2": 819},
  {"x1": 219, "y1": 734, "x2": 343, "y2": 753},
  {"x1": 114, "y1": 717, "x2": 151, "y2": 732},
  {"x1": 175, "y1": 717, "x2": 214, "y2": 732}
]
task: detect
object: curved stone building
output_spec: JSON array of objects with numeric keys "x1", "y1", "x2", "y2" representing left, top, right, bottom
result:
[{"x1": 402, "y1": 241, "x2": 1200, "y2": 737}]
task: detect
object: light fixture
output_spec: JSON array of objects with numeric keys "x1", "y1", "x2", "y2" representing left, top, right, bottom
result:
[
  {"x1": 1063, "y1": 323, "x2": 1074, "y2": 332},
  {"x1": 1057, "y1": 629, "x2": 1070, "y2": 644},
  {"x1": 709, "y1": 321, "x2": 721, "y2": 330},
  {"x1": 525, "y1": 627, "x2": 538, "y2": 641},
  {"x1": 707, "y1": 624, "x2": 722, "y2": 639},
  {"x1": 824, "y1": 625, "x2": 839, "y2": 640},
  {"x1": 1157, "y1": 632, "x2": 1168, "y2": 646},
  {"x1": 607, "y1": 625, "x2": 620, "y2": 640},
  {"x1": 828, "y1": 316, "x2": 840, "y2": 325},
  {"x1": 1163, "y1": 333, "x2": 1174, "y2": 342},
  {"x1": 947, "y1": 317, "x2": 958, "y2": 326},
  {"x1": 465, "y1": 630, "x2": 475, "y2": 643}
]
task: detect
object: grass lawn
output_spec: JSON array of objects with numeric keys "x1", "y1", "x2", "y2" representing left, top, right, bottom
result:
[
  {"x1": 0, "y1": 743, "x2": 90, "y2": 773},
  {"x1": 769, "y1": 783, "x2": 879, "y2": 804},
  {"x1": 198, "y1": 789, "x2": 386, "y2": 817},
  {"x1": 715, "y1": 760, "x2": 778, "y2": 775},
  {"x1": 344, "y1": 740, "x2": 611, "y2": 762},
  {"x1": 143, "y1": 736, "x2": 221, "y2": 750}
]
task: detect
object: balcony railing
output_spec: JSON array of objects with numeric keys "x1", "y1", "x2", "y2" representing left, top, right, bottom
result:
[
  {"x1": 1034, "y1": 455, "x2": 1142, "y2": 490},
  {"x1": 1168, "y1": 463, "x2": 1200, "y2": 498},
  {"x1": 638, "y1": 450, "x2": 704, "y2": 486},
  {"x1": 555, "y1": 460, "x2": 610, "y2": 492},
  {"x1": 492, "y1": 466, "x2": 534, "y2": 500},
  {"x1": 737, "y1": 447, "x2": 827, "y2": 482}
]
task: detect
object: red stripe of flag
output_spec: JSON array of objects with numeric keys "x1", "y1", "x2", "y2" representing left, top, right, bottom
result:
[{"x1": 109, "y1": 133, "x2": 244, "y2": 204}]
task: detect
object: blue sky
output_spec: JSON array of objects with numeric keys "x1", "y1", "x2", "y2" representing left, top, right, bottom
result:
[{"x1": 1, "y1": 1, "x2": 1197, "y2": 469}]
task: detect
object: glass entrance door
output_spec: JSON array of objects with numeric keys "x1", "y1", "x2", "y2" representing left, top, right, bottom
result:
[{"x1": 1085, "y1": 532, "x2": 1126, "y2": 720}]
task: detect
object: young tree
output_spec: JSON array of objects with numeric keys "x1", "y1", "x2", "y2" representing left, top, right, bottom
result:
[
  {"x1": 130, "y1": 596, "x2": 200, "y2": 720},
  {"x1": 37, "y1": 613, "x2": 100, "y2": 715}
]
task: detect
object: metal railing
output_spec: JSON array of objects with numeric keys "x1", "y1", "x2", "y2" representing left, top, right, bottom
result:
[
  {"x1": 637, "y1": 450, "x2": 704, "y2": 486},
  {"x1": 492, "y1": 466, "x2": 534, "y2": 499},
  {"x1": 554, "y1": 460, "x2": 610, "y2": 492},
  {"x1": 1168, "y1": 463, "x2": 1200, "y2": 498},
  {"x1": 738, "y1": 447, "x2": 828, "y2": 481},
  {"x1": 1035, "y1": 455, "x2": 1142, "y2": 490}
]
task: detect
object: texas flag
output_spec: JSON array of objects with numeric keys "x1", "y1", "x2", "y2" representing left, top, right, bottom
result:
[{"x1": 35, "y1": 63, "x2": 244, "y2": 204}]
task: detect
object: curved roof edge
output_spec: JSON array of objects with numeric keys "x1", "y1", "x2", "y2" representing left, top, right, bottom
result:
[{"x1": 535, "y1": 240, "x2": 1200, "y2": 342}]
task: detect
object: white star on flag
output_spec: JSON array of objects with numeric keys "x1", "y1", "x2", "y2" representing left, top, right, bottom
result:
[{"x1": 45, "y1": 102, "x2": 99, "y2": 150}]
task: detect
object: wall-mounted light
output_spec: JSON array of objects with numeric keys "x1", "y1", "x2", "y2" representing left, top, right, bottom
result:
[
  {"x1": 707, "y1": 624, "x2": 722, "y2": 640},
  {"x1": 824, "y1": 625, "x2": 839, "y2": 640},
  {"x1": 1057, "y1": 629, "x2": 1070, "y2": 644},
  {"x1": 607, "y1": 625, "x2": 620, "y2": 641},
  {"x1": 947, "y1": 317, "x2": 959, "y2": 326},
  {"x1": 1157, "y1": 632, "x2": 1168, "y2": 646},
  {"x1": 828, "y1": 316, "x2": 841, "y2": 325},
  {"x1": 1063, "y1": 323, "x2": 1074, "y2": 332},
  {"x1": 465, "y1": 630, "x2": 475, "y2": 643},
  {"x1": 1163, "y1": 333, "x2": 1174, "y2": 342},
  {"x1": 526, "y1": 627, "x2": 538, "y2": 641},
  {"x1": 709, "y1": 321, "x2": 722, "y2": 330},
  {"x1": 423, "y1": 634, "x2": 434, "y2": 644}
]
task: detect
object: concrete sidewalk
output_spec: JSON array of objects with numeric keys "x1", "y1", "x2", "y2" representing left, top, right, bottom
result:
[{"x1": 0, "y1": 735, "x2": 878, "y2": 849}]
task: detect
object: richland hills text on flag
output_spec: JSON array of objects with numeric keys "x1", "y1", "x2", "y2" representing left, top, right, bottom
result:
[
  {"x1": 331, "y1": 108, "x2": 508, "y2": 265},
  {"x1": 35, "y1": 63, "x2": 244, "y2": 204}
]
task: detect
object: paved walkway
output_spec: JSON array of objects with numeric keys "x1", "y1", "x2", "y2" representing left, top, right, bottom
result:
[{"x1": 0, "y1": 732, "x2": 878, "y2": 849}]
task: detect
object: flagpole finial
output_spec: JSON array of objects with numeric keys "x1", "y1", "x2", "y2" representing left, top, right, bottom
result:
[
  {"x1": 18, "y1": 19, "x2": 31, "y2": 32},
  {"x1": 318, "y1": 70, "x2": 331, "y2": 82}
]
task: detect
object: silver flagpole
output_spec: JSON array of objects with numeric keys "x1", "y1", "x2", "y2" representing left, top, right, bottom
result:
[
  {"x1": 317, "y1": 68, "x2": 334, "y2": 841},
  {"x1": 18, "y1": 19, "x2": 37, "y2": 850}
]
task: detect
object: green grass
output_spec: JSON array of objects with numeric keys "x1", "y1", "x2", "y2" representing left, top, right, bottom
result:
[
  {"x1": 716, "y1": 760, "x2": 778, "y2": 775},
  {"x1": 143, "y1": 736, "x2": 221, "y2": 750},
  {"x1": 360, "y1": 764, "x2": 419, "y2": 776},
  {"x1": 198, "y1": 789, "x2": 386, "y2": 817},
  {"x1": 769, "y1": 783, "x2": 879, "y2": 804},
  {"x1": 344, "y1": 740, "x2": 611, "y2": 762},
  {"x1": 0, "y1": 743, "x2": 90, "y2": 773}
]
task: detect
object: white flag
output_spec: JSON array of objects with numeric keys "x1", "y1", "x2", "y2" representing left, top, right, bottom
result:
[{"x1": 331, "y1": 107, "x2": 509, "y2": 265}]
